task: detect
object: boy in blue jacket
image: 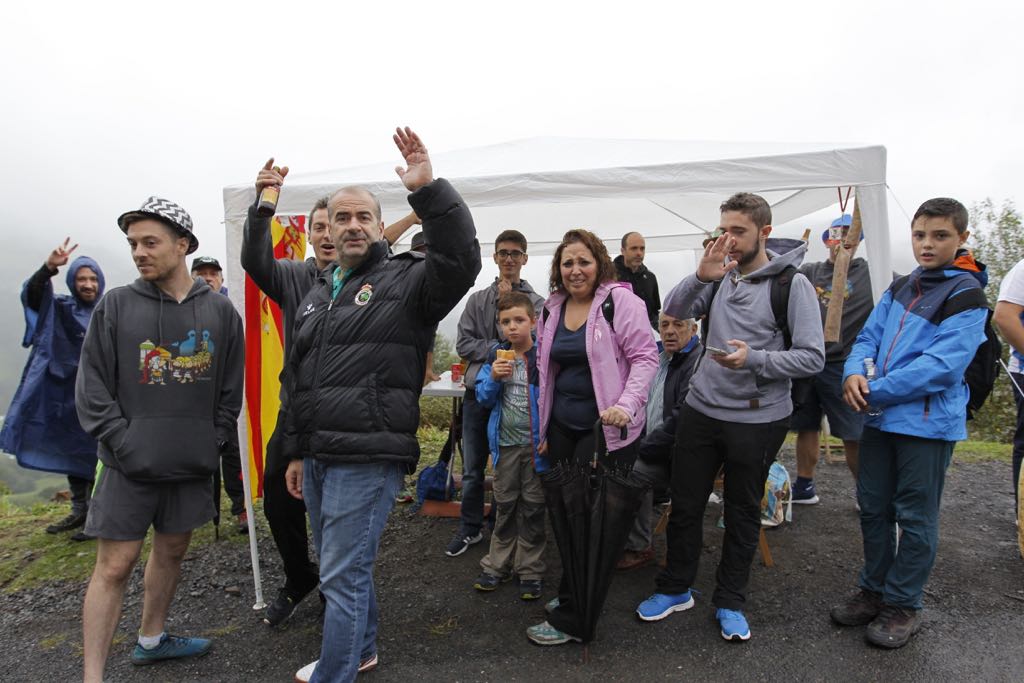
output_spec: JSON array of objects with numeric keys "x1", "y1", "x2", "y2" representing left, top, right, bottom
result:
[
  {"x1": 472, "y1": 292, "x2": 547, "y2": 600},
  {"x1": 831, "y1": 197, "x2": 988, "y2": 649}
]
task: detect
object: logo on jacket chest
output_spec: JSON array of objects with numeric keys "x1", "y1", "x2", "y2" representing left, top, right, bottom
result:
[{"x1": 354, "y1": 283, "x2": 374, "y2": 306}]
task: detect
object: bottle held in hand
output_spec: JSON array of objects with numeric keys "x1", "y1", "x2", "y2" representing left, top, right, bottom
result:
[
  {"x1": 256, "y1": 184, "x2": 280, "y2": 217},
  {"x1": 863, "y1": 358, "x2": 882, "y2": 417}
]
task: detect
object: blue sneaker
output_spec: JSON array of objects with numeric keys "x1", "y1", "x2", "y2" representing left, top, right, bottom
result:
[
  {"x1": 792, "y1": 480, "x2": 819, "y2": 505},
  {"x1": 716, "y1": 608, "x2": 751, "y2": 641},
  {"x1": 131, "y1": 634, "x2": 211, "y2": 665},
  {"x1": 636, "y1": 591, "x2": 694, "y2": 621}
]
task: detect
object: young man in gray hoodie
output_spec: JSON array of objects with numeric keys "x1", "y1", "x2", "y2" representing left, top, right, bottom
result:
[
  {"x1": 76, "y1": 198, "x2": 244, "y2": 682},
  {"x1": 635, "y1": 193, "x2": 824, "y2": 642}
]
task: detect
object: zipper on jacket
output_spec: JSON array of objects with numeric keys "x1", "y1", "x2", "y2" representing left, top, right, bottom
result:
[
  {"x1": 923, "y1": 395, "x2": 930, "y2": 420},
  {"x1": 309, "y1": 280, "x2": 338, "y2": 439},
  {"x1": 882, "y1": 277, "x2": 924, "y2": 375}
]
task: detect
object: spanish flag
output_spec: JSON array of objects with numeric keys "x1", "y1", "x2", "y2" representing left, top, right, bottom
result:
[{"x1": 244, "y1": 215, "x2": 307, "y2": 498}]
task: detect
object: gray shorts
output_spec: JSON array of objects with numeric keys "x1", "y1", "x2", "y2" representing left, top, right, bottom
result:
[
  {"x1": 84, "y1": 465, "x2": 215, "y2": 541},
  {"x1": 790, "y1": 360, "x2": 865, "y2": 441}
]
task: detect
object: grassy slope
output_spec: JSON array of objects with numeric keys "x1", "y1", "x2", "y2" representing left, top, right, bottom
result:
[{"x1": 0, "y1": 425, "x2": 450, "y2": 593}]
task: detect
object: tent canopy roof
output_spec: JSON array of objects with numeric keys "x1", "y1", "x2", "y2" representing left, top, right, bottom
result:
[{"x1": 223, "y1": 136, "x2": 886, "y2": 254}]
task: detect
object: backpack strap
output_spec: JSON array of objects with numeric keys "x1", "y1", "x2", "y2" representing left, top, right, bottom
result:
[
  {"x1": 769, "y1": 265, "x2": 798, "y2": 350},
  {"x1": 542, "y1": 293, "x2": 616, "y2": 330}
]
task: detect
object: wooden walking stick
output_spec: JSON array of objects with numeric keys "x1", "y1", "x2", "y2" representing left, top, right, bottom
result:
[{"x1": 823, "y1": 198, "x2": 863, "y2": 343}]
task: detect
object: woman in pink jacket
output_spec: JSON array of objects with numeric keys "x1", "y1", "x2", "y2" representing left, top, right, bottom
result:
[{"x1": 527, "y1": 229, "x2": 659, "y2": 646}]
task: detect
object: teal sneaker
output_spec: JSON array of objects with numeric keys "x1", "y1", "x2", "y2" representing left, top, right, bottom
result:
[
  {"x1": 525, "y1": 621, "x2": 582, "y2": 646},
  {"x1": 544, "y1": 597, "x2": 560, "y2": 614},
  {"x1": 131, "y1": 634, "x2": 211, "y2": 665},
  {"x1": 636, "y1": 591, "x2": 694, "y2": 621},
  {"x1": 716, "y1": 608, "x2": 751, "y2": 641}
]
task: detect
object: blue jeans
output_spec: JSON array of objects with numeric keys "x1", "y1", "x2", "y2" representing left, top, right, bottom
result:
[
  {"x1": 459, "y1": 391, "x2": 491, "y2": 536},
  {"x1": 857, "y1": 427, "x2": 953, "y2": 610},
  {"x1": 304, "y1": 459, "x2": 403, "y2": 683}
]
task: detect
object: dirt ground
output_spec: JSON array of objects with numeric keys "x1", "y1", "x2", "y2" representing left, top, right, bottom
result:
[{"x1": 3, "y1": 448, "x2": 1022, "y2": 682}]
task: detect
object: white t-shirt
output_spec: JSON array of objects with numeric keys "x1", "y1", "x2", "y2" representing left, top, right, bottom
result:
[{"x1": 997, "y1": 259, "x2": 1024, "y2": 373}]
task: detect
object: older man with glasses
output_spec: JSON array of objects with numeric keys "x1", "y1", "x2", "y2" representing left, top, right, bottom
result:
[{"x1": 448, "y1": 230, "x2": 546, "y2": 557}]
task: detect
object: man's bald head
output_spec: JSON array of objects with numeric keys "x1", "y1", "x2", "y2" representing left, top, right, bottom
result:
[{"x1": 328, "y1": 186, "x2": 382, "y2": 223}]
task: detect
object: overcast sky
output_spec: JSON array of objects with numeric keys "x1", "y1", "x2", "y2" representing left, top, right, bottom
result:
[{"x1": 2, "y1": 0, "x2": 1022, "y2": 347}]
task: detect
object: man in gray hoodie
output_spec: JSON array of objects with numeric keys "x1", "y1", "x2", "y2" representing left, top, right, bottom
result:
[
  {"x1": 635, "y1": 193, "x2": 824, "y2": 642},
  {"x1": 76, "y1": 198, "x2": 244, "y2": 682}
]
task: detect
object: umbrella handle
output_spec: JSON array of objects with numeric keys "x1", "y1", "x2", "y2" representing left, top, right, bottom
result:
[{"x1": 591, "y1": 419, "x2": 628, "y2": 467}]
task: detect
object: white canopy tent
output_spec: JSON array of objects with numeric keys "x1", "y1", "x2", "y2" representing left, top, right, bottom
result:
[{"x1": 223, "y1": 137, "x2": 891, "y2": 305}]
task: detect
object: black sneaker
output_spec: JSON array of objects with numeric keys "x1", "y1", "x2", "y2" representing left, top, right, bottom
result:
[
  {"x1": 519, "y1": 579, "x2": 543, "y2": 601},
  {"x1": 473, "y1": 572, "x2": 502, "y2": 591},
  {"x1": 46, "y1": 511, "x2": 87, "y2": 534},
  {"x1": 70, "y1": 531, "x2": 95, "y2": 542},
  {"x1": 264, "y1": 589, "x2": 303, "y2": 627},
  {"x1": 445, "y1": 531, "x2": 484, "y2": 557}
]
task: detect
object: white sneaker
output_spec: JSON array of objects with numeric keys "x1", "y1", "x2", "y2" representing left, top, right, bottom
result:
[{"x1": 295, "y1": 660, "x2": 317, "y2": 683}]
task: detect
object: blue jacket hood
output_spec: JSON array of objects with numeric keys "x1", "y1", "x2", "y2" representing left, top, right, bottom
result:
[{"x1": 66, "y1": 255, "x2": 105, "y2": 303}]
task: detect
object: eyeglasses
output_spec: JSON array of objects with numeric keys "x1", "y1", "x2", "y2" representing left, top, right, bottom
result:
[{"x1": 496, "y1": 249, "x2": 526, "y2": 261}]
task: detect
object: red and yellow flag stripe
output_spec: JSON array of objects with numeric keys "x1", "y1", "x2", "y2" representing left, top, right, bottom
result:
[{"x1": 244, "y1": 215, "x2": 307, "y2": 498}]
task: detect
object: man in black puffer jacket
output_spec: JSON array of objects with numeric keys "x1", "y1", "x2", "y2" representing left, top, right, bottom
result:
[{"x1": 285, "y1": 128, "x2": 481, "y2": 683}]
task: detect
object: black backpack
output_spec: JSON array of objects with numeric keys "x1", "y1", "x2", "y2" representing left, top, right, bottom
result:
[
  {"x1": 703, "y1": 265, "x2": 814, "y2": 407},
  {"x1": 964, "y1": 308, "x2": 1003, "y2": 419},
  {"x1": 889, "y1": 274, "x2": 1002, "y2": 419}
]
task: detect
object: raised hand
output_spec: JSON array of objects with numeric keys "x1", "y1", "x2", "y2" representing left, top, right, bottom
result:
[
  {"x1": 46, "y1": 237, "x2": 78, "y2": 271},
  {"x1": 696, "y1": 233, "x2": 738, "y2": 282},
  {"x1": 393, "y1": 127, "x2": 433, "y2": 192},
  {"x1": 256, "y1": 157, "x2": 289, "y2": 195}
]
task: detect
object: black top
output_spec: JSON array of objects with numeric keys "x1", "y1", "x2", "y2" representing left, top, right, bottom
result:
[{"x1": 550, "y1": 312, "x2": 599, "y2": 431}]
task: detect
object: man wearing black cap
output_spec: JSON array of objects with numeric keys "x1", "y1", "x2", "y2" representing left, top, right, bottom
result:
[
  {"x1": 191, "y1": 255, "x2": 246, "y2": 532},
  {"x1": 191, "y1": 255, "x2": 228, "y2": 294},
  {"x1": 76, "y1": 198, "x2": 244, "y2": 681}
]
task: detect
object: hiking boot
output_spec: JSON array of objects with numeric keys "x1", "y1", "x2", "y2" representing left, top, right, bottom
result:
[
  {"x1": 445, "y1": 531, "x2": 483, "y2": 557},
  {"x1": 131, "y1": 634, "x2": 211, "y2": 665},
  {"x1": 792, "y1": 480, "x2": 819, "y2": 505},
  {"x1": 473, "y1": 572, "x2": 503, "y2": 592},
  {"x1": 636, "y1": 590, "x2": 694, "y2": 622},
  {"x1": 716, "y1": 608, "x2": 751, "y2": 641},
  {"x1": 865, "y1": 604, "x2": 922, "y2": 649},
  {"x1": 526, "y1": 620, "x2": 582, "y2": 646},
  {"x1": 519, "y1": 579, "x2": 543, "y2": 601},
  {"x1": 264, "y1": 589, "x2": 304, "y2": 627},
  {"x1": 616, "y1": 547, "x2": 655, "y2": 571},
  {"x1": 70, "y1": 530, "x2": 95, "y2": 542},
  {"x1": 237, "y1": 511, "x2": 249, "y2": 534},
  {"x1": 544, "y1": 597, "x2": 560, "y2": 614},
  {"x1": 830, "y1": 588, "x2": 884, "y2": 626},
  {"x1": 46, "y1": 511, "x2": 87, "y2": 534}
]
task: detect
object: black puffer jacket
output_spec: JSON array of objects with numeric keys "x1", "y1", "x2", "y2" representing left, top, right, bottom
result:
[{"x1": 284, "y1": 178, "x2": 481, "y2": 472}]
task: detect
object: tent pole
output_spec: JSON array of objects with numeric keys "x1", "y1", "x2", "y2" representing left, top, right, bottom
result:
[{"x1": 238, "y1": 407, "x2": 266, "y2": 610}]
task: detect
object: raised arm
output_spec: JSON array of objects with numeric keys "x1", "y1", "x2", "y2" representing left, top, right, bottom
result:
[
  {"x1": 395, "y1": 127, "x2": 481, "y2": 324},
  {"x1": 384, "y1": 211, "x2": 421, "y2": 247}
]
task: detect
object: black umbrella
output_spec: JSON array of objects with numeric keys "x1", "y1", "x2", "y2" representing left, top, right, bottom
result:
[{"x1": 541, "y1": 420, "x2": 648, "y2": 643}]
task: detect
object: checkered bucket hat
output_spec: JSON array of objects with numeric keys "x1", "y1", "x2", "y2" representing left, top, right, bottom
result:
[{"x1": 117, "y1": 196, "x2": 199, "y2": 254}]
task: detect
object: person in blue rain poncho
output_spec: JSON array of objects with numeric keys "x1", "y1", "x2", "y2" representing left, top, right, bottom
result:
[{"x1": 1, "y1": 238, "x2": 104, "y2": 540}]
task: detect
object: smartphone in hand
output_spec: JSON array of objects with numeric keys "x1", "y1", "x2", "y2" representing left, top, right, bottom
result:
[{"x1": 706, "y1": 345, "x2": 733, "y2": 356}]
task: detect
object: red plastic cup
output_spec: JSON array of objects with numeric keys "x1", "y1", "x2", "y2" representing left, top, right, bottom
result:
[{"x1": 451, "y1": 363, "x2": 463, "y2": 383}]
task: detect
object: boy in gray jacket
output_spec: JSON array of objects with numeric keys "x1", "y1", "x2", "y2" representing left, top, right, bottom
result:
[{"x1": 635, "y1": 193, "x2": 824, "y2": 642}]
